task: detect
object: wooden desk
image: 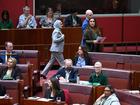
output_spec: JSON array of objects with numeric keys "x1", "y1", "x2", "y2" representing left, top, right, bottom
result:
[
  {"x1": 23, "y1": 99, "x2": 65, "y2": 105},
  {"x1": 0, "y1": 98, "x2": 13, "y2": 105},
  {"x1": 116, "y1": 89, "x2": 140, "y2": 105}
]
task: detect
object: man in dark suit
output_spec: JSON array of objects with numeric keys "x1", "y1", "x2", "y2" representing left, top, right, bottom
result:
[
  {"x1": 64, "y1": 9, "x2": 82, "y2": 27},
  {"x1": 53, "y1": 59, "x2": 78, "y2": 83},
  {"x1": 0, "y1": 41, "x2": 19, "y2": 64}
]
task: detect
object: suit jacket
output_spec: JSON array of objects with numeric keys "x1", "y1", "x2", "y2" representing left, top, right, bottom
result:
[
  {"x1": 50, "y1": 28, "x2": 64, "y2": 52},
  {"x1": 0, "y1": 66, "x2": 22, "y2": 80},
  {"x1": 64, "y1": 14, "x2": 82, "y2": 27},
  {"x1": 0, "y1": 51, "x2": 19, "y2": 64},
  {"x1": 53, "y1": 67, "x2": 78, "y2": 83}
]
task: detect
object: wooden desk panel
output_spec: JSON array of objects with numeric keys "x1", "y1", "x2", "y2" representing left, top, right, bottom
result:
[
  {"x1": 0, "y1": 98, "x2": 13, "y2": 105},
  {"x1": 116, "y1": 89, "x2": 140, "y2": 105},
  {"x1": 23, "y1": 99, "x2": 65, "y2": 105}
]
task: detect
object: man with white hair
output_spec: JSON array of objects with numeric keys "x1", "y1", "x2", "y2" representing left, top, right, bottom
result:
[
  {"x1": 81, "y1": 9, "x2": 93, "y2": 46},
  {"x1": 89, "y1": 61, "x2": 108, "y2": 85},
  {"x1": 17, "y1": 6, "x2": 37, "y2": 29},
  {"x1": 53, "y1": 59, "x2": 78, "y2": 83}
]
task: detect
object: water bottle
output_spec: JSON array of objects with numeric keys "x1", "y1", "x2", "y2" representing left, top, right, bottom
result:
[{"x1": 77, "y1": 74, "x2": 80, "y2": 84}]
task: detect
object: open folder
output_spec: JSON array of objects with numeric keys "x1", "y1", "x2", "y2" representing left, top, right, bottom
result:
[{"x1": 96, "y1": 36, "x2": 106, "y2": 43}]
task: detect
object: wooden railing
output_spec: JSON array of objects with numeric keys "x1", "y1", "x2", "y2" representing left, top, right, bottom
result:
[{"x1": 101, "y1": 41, "x2": 140, "y2": 54}]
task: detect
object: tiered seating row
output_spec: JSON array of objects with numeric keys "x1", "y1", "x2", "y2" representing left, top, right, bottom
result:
[
  {"x1": 78, "y1": 67, "x2": 140, "y2": 90},
  {"x1": 89, "y1": 52, "x2": 140, "y2": 70}
]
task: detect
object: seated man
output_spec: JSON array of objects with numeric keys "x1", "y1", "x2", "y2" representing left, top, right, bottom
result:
[
  {"x1": 89, "y1": 61, "x2": 108, "y2": 85},
  {"x1": 64, "y1": 9, "x2": 82, "y2": 27},
  {"x1": 53, "y1": 59, "x2": 78, "y2": 83},
  {"x1": 94, "y1": 85, "x2": 121, "y2": 105},
  {"x1": 0, "y1": 57, "x2": 22, "y2": 80},
  {"x1": 0, "y1": 41, "x2": 19, "y2": 64},
  {"x1": 17, "y1": 6, "x2": 37, "y2": 29}
]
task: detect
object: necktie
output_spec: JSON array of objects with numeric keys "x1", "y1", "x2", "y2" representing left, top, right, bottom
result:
[{"x1": 7, "y1": 53, "x2": 11, "y2": 62}]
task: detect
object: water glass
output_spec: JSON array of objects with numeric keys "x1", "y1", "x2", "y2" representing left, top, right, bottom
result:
[{"x1": 56, "y1": 97, "x2": 61, "y2": 103}]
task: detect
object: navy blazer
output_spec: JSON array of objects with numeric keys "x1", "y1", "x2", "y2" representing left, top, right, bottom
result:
[
  {"x1": 0, "y1": 66, "x2": 22, "y2": 80},
  {"x1": 0, "y1": 51, "x2": 19, "y2": 64},
  {"x1": 53, "y1": 67, "x2": 78, "y2": 83}
]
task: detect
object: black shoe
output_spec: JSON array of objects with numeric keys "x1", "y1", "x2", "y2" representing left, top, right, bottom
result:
[{"x1": 40, "y1": 74, "x2": 47, "y2": 79}]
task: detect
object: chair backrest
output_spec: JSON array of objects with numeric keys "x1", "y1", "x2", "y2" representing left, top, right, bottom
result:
[
  {"x1": 0, "y1": 50, "x2": 40, "y2": 70},
  {"x1": 13, "y1": 50, "x2": 40, "y2": 70},
  {"x1": 115, "y1": 89, "x2": 140, "y2": 105},
  {"x1": 88, "y1": 52, "x2": 140, "y2": 71},
  {"x1": 60, "y1": 83, "x2": 93, "y2": 105}
]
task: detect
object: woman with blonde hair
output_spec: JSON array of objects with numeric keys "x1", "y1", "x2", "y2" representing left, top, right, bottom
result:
[{"x1": 0, "y1": 57, "x2": 22, "y2": 80}]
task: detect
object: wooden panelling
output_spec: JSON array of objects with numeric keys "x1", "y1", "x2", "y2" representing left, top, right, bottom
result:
[{"x1": 0, "y1": 28, "x2": 82, "y2": 63}]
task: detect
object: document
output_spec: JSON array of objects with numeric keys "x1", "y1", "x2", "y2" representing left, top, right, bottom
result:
[{"x1": 96, "y1": 36, "x2": 106, "y2": 43}]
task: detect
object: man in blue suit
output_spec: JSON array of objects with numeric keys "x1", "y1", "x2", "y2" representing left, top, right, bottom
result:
[
  {"x1": 0, "y1": 41, "x2": 19, "y2": 64},
  {"x1": 81, "y1": 9, "x2": 93, "y2": 47}
]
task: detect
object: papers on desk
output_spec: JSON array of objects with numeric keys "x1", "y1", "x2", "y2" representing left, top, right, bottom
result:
[
  {"x1": 0, "y1": 96, "x2": 5, "y2": 99},
  {"x1": 127, "y1": 90, "x2": 140, "y2": 94},
  {"x1": 28, "y1": 96, "x2": 40, "y2": 100},
  {"x1": 80, "y1": 81, "x2": 92, "y2": 86},
  {"x1": 96, "y1": 36, "x2": 106, "y2": 43},
  {"x1": 27, "y1": 97, "x2": 53, "y2": 102},
  {"x1": 37, "y1": 98, "x2": 53, "y2": 102},
  {"x1": 80, "y1": 81, "x2": 101, "y2": 86}
]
